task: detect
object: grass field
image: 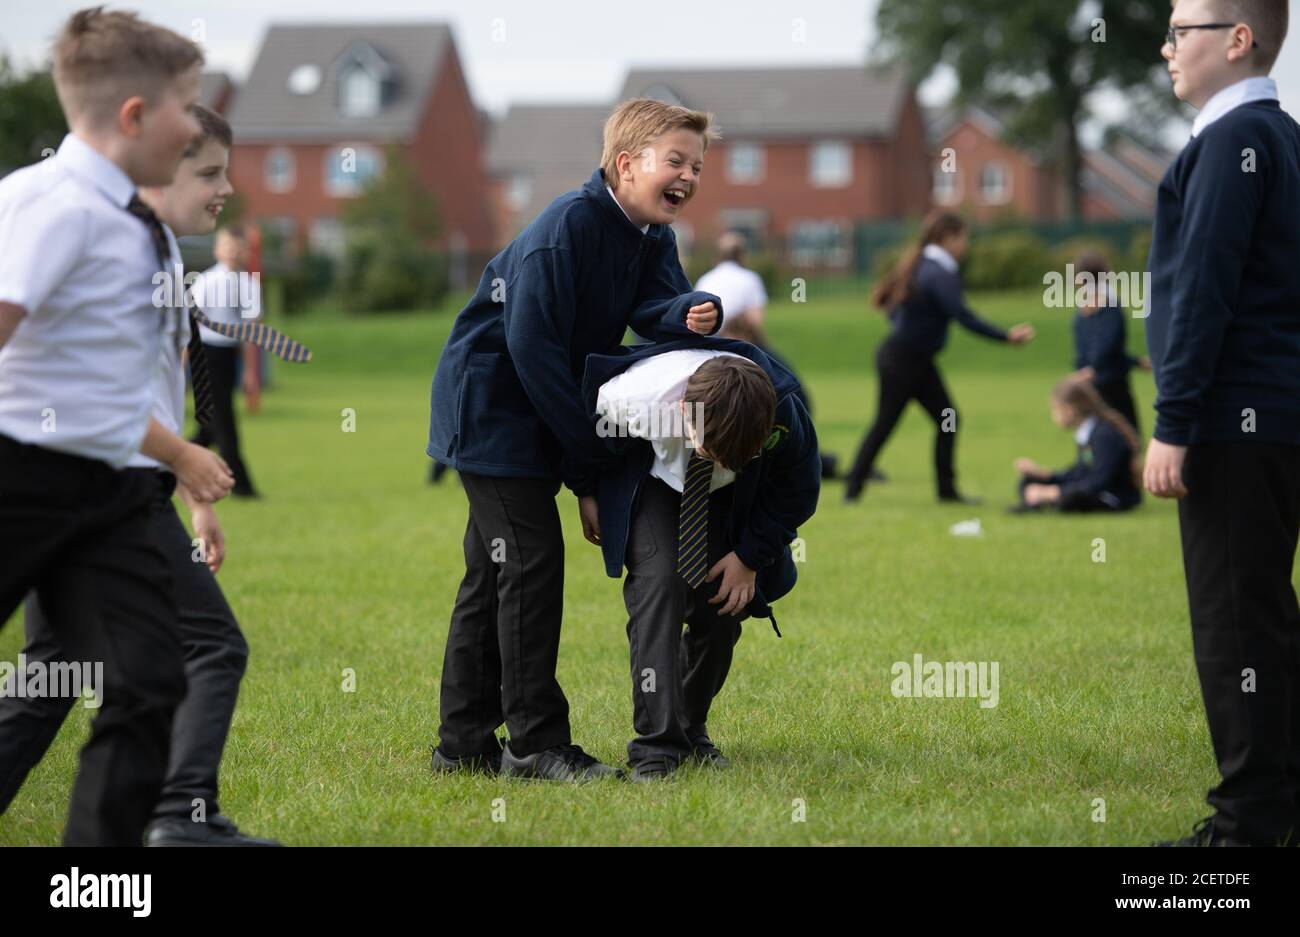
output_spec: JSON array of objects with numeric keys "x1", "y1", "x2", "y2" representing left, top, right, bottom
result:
[{"x1": 0, "y1": 283, "x2": 1265, "y2": 845}]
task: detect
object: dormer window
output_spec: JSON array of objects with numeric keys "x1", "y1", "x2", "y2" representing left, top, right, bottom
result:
[
  {"x1": 335, "y1": 41, "x2": 396, "y2": 118},
  {"x1": 340, "y1": 67, "x2": 380, "y2": 117}
]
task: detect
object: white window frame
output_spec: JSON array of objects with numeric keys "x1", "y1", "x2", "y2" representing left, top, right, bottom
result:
[
  {"x1": 809, "y1": 141, "x2": 852, "y2": 188},
  {"x1": 933, "y1": 164, "x2": 962, "y2": 205},
  {"x1": 323, "y1": 145, "x2": 384, "y2": 198},
  {"x1": 265, "y1": 147, "x2": 296, "y2": 194},
  {"x1": 979, "y1": 161, "x2": 1011, "y2": 205},
  {"x1": 727, "y1": 143, "x2": 765, "y2": 184},
  {"x1": 339, "y1": 66, "x2": 380, "y2": 118}
]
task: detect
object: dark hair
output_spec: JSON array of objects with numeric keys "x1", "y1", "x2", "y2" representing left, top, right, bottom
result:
[
  {"x1": 183, "y1": 103, "x2": 232, "y2": 157},
  {"x1": 871, "y1": 209, "x2": 966, "y2": 311},
  {"x1": 684, "y1": 357, "x2": 776, "y2": 471},
  {"x1": 1053, "y1": 377, "x2": 1143, "y2": 487},
  {"x1": 1075, "y1": 250, "x2": 1110, "y2": 278},
  {"x1": 1205, "y1": 0, "x2": 1289, "y2": 71}
]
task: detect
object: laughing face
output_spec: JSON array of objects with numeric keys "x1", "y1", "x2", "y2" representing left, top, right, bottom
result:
[{"x1": 611, "y1": 127, "x2": 706, "y2": 228}]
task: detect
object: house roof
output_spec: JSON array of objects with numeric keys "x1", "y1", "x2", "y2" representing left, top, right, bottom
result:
[
  {"x1": 486, "y1": 104, "x2": 608, "y2": 176},
  {"x1": 228, "y1": 22, "x2": 452, "y2": 142},
  {"x1": 617, "y1": 64, "x2": 911, "y2": 138},
  {"x1": 198, "y1": 71, "x2": 234, "y2": 112}
]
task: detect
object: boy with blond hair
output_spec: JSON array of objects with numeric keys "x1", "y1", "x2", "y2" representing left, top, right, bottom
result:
[
  {"x1": 428, "y1": 98, "x2": 724, "y2": 780},
  {"x1": 0, "y1": 7, "x2": 233, "y2": 845}
]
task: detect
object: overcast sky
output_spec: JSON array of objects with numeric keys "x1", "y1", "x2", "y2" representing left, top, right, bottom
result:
[{"x1": 5, "y1": 0, "x2": 1298, "y2": 143}]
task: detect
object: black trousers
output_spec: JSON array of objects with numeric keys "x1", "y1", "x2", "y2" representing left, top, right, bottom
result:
[
  {"x1": 623, "y1": 477, "x2": 743, "y2": 765},
  {"x1": 437, "y1": 474, "x2": 571, "y2": 757},
  {"x1": 1094, "y1": 377, "x2": 1140, "y2": 435},
  {"x1": 847, "y1": 336, "x2": 958, "y2": 497},
  {"x1": 1178, "y1": 441, "x2": 1300, "y2": 843},
  {"x1": 1015, "y1": 475, "x2": 1128, "y2": 513},
  {"x1": 0, "y1": 435, "x2": 185, "y2": 845},
  {"x1": 0, "y1": 473, "x2": 248, "y2": 822},
  {"x1": 190, "y1": 343, "x2": 256, "y2": 495}
]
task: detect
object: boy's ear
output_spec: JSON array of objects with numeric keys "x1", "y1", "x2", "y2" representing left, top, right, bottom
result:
[{"x1": 118, "y1": 96, "x2": 147, "y2": 138}]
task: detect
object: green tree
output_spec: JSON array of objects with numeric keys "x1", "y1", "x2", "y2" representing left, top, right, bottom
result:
[
  {"x1": 875, "y1": 0, "x2": 1182, "y2": 219},
  {"x1": 0, "y1": 57, "x2": 67, "y2": 171}
]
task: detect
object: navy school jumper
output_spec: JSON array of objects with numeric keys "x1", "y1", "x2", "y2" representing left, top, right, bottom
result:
[
  {"x1": 427, "y1": 169, "x2": 722, "y2": 496},
  {"x1": 581, "y1": 337, "x2": 821, "y2": 627}
]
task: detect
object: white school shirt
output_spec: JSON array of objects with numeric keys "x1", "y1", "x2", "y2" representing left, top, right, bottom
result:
[
  {"x1": 126, "y1": 225, "x2": 188, "y2": 471},
  {"x1": 695, "y1": 260, "x2": 767, "y2": 328},
  {"x1": 1191, "y1": 76, "x2": 1279, "y2": 138},
  {"x1": 195, "y1": 261, "x2": 259, "y2": 347},
  {"x1": 922, "y1": 243, "x2": 960, "y2": 273},
  {"x1": 1075, "y1": 415, "x2": 1098, "y2": 447},
  {"x1": 0, "y1": 133, "x2": 166, "y2": 468},
  {"x1": 596, "y1": 348, "x2": 745, "y2": 494},
  {"x1": 605, "y1": 184, "x2": 649, "y2": 234}
]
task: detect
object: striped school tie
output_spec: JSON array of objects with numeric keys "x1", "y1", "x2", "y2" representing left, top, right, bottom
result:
[
  {"x1": 677, "y1": 453, "x2": 714, "y2": 589},
  {"x1": 126, "y1": 196, "x2": 313, "y2": 428}
]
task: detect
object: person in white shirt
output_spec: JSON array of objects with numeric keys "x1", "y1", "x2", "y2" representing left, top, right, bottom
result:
[
  {"x1": 0, "y1": 104, "x2": 277, "y2": 847},
  {"x1": 0, "y1": 8, "x2": 232, "y2": 847},
  {"x1": 696, "y1": 232, "x2": 768, "y2": 346},
  {"x1": 592, "y1": 345, "x2": 820, "y2": 781},
  {"x1": 190, "y1": 224, "x2": 262, "y2": 496}
]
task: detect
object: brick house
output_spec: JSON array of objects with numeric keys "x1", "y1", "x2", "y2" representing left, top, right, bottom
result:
[
  {"x1": 226, "y1": 22, "x2": 495, "y2": 283},
  {"x1": 487, "y1": 65, "x2": 933, "y2": 269},
  {"x1": 928, "y1": 106, "x2": 1173, "y2": 222}
]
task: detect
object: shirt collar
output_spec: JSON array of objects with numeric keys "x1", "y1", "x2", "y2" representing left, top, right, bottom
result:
[
  {"x1": 1075, "y1": 415, "x2": 1098, "y2": 446},
  {"x1": 1191, "y1": 76, "x2": 1279, "y2": 138},
  {"x1": 54, "y1": 133, "x2": 136, "y2": 210},
  {"x1": 605, "y1": 183, "x2": 649, "y2": 234},
  {"x1": 922, "y1": 243, "x2": 959, "y2": 273}
]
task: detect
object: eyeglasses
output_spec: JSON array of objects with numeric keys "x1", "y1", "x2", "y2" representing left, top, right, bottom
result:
[{"x1": 1165, "y1": 23, "x2": 1260, "y2": 51}]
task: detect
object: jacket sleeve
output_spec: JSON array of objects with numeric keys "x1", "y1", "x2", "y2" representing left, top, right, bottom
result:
[
  {"x1": 502, "y1": 246, "x2": 616, "y2": 496},
  {"x1": 628, "y1": 231, "x2": 724, "y2": 341},
  {"x1": 927, "y1": 274, "x2": 1008, "y2": 343},
  {"x1": 1072, "y1": 316, "x2": 1086, "y2": 370},
  {"x1": 733, "y1": 395, "x2": 821, "y2": 571},
  {"x1": 1153, "y1": 125, "x2": 1261, "y2": 445},
  {"x1": 1059, "y1": 429, "x2": 1127, "y2": 501}
]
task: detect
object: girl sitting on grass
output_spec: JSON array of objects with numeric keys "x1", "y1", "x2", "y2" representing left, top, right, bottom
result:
[{"x1": 1011, "y1": 377, "x2": 1142, "y2": 513}]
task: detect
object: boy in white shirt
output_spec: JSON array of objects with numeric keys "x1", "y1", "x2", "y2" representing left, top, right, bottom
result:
[
  {"x1": 0, "y1": 104, "x2": 277, "y2": 846},
  {"x1": 0, "y1": 8, "x2": 231, "y2": 845}
]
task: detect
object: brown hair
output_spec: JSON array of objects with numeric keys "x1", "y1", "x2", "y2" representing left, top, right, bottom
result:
[
  {"x1": 217, "y1": 223, "x2": 248, "y2": 241},
  {"x1": 1053, "y1": 377, "x2": 1143, "y2": 487},
  {"x1": 871, "y1": 209, "x2": 966, "y2": 311},
  {"x1": 53, "y1": 6, "x2": 204, "y2": 129},
  {"x1": 684, "y1": 357, "x2": 776, "y2": 471},
  {"x1": 1075, "y1": 250, "x2": 1110, "y2": 278},
  {"x1": 601, "y1": 98, "x2": 720, "y2": 190},
  {"x1": 183, "y1": 103, "x2": 231, "y2": 158},
  {"x1": 1198, "y1": 0, "x2": 1289, "y2": 71}
]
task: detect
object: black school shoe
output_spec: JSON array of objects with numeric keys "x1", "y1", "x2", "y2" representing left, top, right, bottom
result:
[
  {"x1": 430, "y1": 738, "x2": 504, "y2": 776},
  {"x1": 629, "y1": 755, "x2": 679, "y2": 783},
  {"x1": 939, "y1": 491, "x2": 983, "y2": 506},
  {"x1": 1153, "y1": 815, "x2": 1296, "y2": 847},
  {"x1": 500, "y1": 743, "x2": 623, "y2": 781},
  {"x1": 145, "y1": 813, "x2": 280, "y2": 847},
  {"x1": 690, "y1": 736, "x2": 732, "y2": 769}
]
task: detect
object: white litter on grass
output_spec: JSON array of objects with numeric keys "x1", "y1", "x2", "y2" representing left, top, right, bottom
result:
[{"x1": 949, "y1": 518, "x2": 983, "y2": 538}]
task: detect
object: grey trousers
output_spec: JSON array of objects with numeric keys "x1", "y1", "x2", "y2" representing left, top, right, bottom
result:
[{"x1": 623, "y1": 477, "x2": 743, "y2": 765}]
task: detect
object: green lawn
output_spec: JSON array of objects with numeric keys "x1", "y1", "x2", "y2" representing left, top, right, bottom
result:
[{"x1": 0, "y1": 284, "x2": 1260, "y2": 845}]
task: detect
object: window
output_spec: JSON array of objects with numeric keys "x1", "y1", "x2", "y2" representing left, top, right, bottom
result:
[
  {"x1": 340, "y1": 66, "x2": 380, "y2": 118},
  {"x1": 979, "y1": 161, "x2": 1010, "y2": 204},
  {"x1": 788, "y1": 220, "x2": 850, "y2": 268},
  {"x1": 265, "y1": 147, "x2": 295, "y2": 194},
  {"x1": 324, "y1": 145, "x2": 383, "y2": 197},
  {"x1": 718, "y1": 209, "x2": 768, "y2": 252},
  {"x1": 933, "y1": 165, "x2": 961, "y2": 205},
  {"x1": 506, "y1": 174, "x2": 533, "y2": 212},
  {"x1": 727, "y1": 143, "x2": 764, "y2": 184},
  {"x1": 809, "y1": 141, "x2": 851, "y2": 187},
  {"x1": 309, "y1": 218, "x2": 346, "y2": 259}
]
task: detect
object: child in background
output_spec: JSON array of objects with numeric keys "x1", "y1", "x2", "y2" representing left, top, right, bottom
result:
[
  {"x1": 1070, "y1": 251, "x2": 1150, "y2": 433},
  {"x1": 1011, "y1": 378, "x2": 1142, "y2": 513}
]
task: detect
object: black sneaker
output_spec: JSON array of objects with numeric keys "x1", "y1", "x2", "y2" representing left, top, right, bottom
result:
[
  {"x1": 1153, "y1": 815, "x2": 1251, "y2": 847},
  {"x1": 500, "y1": 743, "x2": 624, "y2": 781},
  {"x1": 690, "y1": 736, "x2": 731, "y2": 769},
  {"x1": 145, "y1": 813, "x2": 280, "y2": 847},
  {"x1": 939, "y1": 492, "x2": 983, "y2": 506},
  {"x1": 430, "y1": 738, "x2": 503, "y2": 775},
  {"x1": 629, "y1": 755, "x2": 679, "y2": 783}
]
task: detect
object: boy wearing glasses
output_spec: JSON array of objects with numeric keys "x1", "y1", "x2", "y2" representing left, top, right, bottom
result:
[{"x1": 1146, "y1": 0, "x2": 1300, "y2": 846}]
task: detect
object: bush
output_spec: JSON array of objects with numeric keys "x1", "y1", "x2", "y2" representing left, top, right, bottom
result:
[
  {"x1": 960, "y1": 231, "x2": 1054, "y2": 290},
  {"x1": 339, "y1": 232, "x2": 448, "y2": 313},
  {"x1": 279, "y1": 251, "x2": 335, "y2": 315}
]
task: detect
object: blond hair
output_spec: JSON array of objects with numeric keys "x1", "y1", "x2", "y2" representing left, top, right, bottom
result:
[
  {"x1": 53, "y1": 6, "x2": 204, "y2": 129},
  {"x1": 601, "y1": 98, "x2": 719, "y2": 190}
]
